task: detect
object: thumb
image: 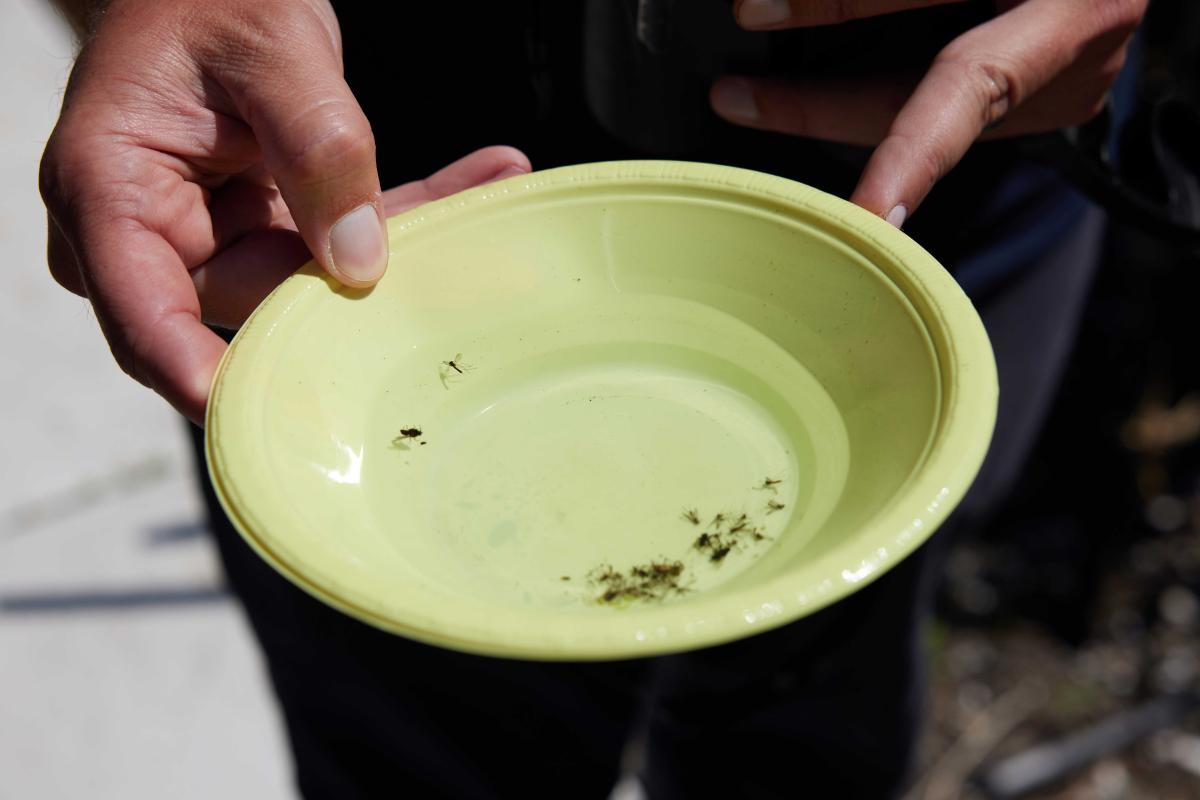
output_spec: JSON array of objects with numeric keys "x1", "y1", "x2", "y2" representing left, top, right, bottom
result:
[{"x1": 221, "y1": 35, "x2": 386, "y2": 287}]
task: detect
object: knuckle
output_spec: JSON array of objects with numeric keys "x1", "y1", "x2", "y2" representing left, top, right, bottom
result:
[
  {"x1": 105, "y1": 311, "x2": 167, "y2": 389},
  {"x1": 199, "y1": 14, "x2": 287, "y2": 78},
  {"x1": 47, "y1": 264, "x2": 80, "y2": 295},
  {"x1": 38, "y1": 122, "x2": 112, "y2": 216},
  {"x1": 38, "y1": 131, "x2": 72, "y2": 211},
  {"x1": 46, "y1": 248, "x2": 82, "y2": 295},
  {"x1": 107, "y1": 326, "x2": 146, "y2": 383},
  {"x1": 974, "y1": 60, "x2": 1019, "y2": 125},
  {"x1": 942, "y1": 47, "x2": 1022, "y2": 129},
  {"x1": 275, "y1": 107, "x2": 375, "y2": 185},
  {"x1": 106, "y1": 308, "x2": 195, "y2": 395},
  {"x1": 196, "y1": 1, "x2": 338, "y2": 82}
]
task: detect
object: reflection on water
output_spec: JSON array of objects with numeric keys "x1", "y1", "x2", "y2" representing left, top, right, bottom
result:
[{"x1": 314, "y1": 438, "x2": 363, "y2": 485}]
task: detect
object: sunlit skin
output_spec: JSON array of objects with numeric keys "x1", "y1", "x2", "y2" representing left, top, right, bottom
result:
[{"x1": 39, "y1": 0, "x2": 529, "y2": 424}]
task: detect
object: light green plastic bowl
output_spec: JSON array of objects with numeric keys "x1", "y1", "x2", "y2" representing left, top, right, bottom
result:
[{"x1": 206, "y1": 161, "x2": 997, "y2": 660}]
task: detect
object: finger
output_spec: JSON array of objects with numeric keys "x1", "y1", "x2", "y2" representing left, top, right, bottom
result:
[
  {"x1": 74, "y1": 209, "x2": 226, "y2": 424},
  {"x1": 851, "y1": 0, "x2": 1132, "y2": 222},
  {"x1": 208, "y1": 177, "x2": 296, "y2": 247},
  {"x1": 381, "y1": 146, "x2": 531, "y2": 217},
  {"x1": 214, "y1": 34, "x2": 386, "y2": 288},
  {"x1": 980, "y1": 29, "x2": 1132, "y2": 139},
  {"x1": 712, "y1": 48, "x2": 1120, "y2": 146},
  {"x1": 191, "y1": 229, "x2": 312, "y2": 328},
  {"x1": 195, "y1": 148, "x2": 534, "y2": 329},
  {"x1": 42, "y1": 132, "x2": 223, "y2": 422},
  {"x1": 711, "y1": 76, "x2": 913, "y2": 146},
  {"x1": 734, "y1": 0, "x2": 963, "y2": 30}
]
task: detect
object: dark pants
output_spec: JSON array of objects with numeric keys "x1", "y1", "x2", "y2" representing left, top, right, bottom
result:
[{"x1": 190, "y1": 207, "x2": 1105, "y2": 799}]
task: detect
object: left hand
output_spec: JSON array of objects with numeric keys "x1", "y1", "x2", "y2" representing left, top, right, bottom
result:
[{"x1": 712, "y1": 0, "x2": 1148, "y2": 227}]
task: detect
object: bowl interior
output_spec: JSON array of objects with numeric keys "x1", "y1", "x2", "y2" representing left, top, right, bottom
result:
[{"x1": 207, "y1": 162, "x2": 994, "y2": 659}]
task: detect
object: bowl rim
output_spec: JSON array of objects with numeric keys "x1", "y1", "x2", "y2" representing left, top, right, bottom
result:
[{"x1": 205, "y1": 160, "x2": 998, "y2": 660}]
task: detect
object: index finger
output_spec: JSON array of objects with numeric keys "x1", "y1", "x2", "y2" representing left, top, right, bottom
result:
[
  {"x1": 734, "y1": 0, "x2": 964, "y2": 30},
  {"x1": 849, "y1": 0, "x2": 1124, "y2": 221},
  {"x1": 42, "y1": 148, "x2": 226, "y2": 424},
  {"x1": 79, "y1": 215, "x2": 225, "y2": 425}
]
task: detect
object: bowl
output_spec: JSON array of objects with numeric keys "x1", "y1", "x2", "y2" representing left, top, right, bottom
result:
[{"x1": 206, "y1": 161, "x2": 997, "y2": 660}]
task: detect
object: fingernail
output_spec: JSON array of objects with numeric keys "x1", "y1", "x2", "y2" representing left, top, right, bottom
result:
[
  {"x1": 485, "y1": 164, "x2": 529, "y2": 184},
  {"x1": 886, "y1": 204, "x2": 908, "y2": 229},
  {"x1": 329, "y1": 203, "x2": 387, "y2": 283},
  {"x1": 737, "y1": 0, "x2": 791, "y2": 29},
  {"x1": 712, "y1": 79, "x2": 758, "y2": 121}
]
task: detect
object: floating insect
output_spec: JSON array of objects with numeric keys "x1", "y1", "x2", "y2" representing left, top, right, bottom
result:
[
  {"x1": 694, "y1": 532, "x2": 713, "y2": 550},
  {"x1": 757, "y1": 477, "x2": 783, "y2": 492},
  {"x1": 438, "y1": 353, "x2": 476, "y2": 388},
  {"x1": 589, "y1": 564, "x2": 621, "y2": 584},
  {"x1": 392, "y1": 427, "x2": 424, "y2": 447},
  {"x1": 441, "y1": 353, "x2": 470, "y2": 374},
  {"x1": 650, "y1": 561, "x2": 684, "y2": 577},
  {"x1": 682, "y1": 509, "x2": 701, "y2": 525},
  {"x1": 640, "y1": 560, "x2": 684, "y2": 584},
  {"x1": 588, "y1": 559, "x2": 687, "y2": 604},
  {"x1": 711, "y1": 512, "x2": 726, "y2": 528},
  {"x1": 711, "y1": 545, "x2": 732, "y2": 563},
  {"x1": 766, "y1": 500, "x2": 786, "y2": 514}
]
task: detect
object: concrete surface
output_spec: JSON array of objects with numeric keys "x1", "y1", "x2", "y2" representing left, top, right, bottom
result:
[{"x1": 0, "y1": 2, "x2": 292, "y2": 797}]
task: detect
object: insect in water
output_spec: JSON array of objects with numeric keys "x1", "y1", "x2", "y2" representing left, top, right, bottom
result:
[
  {"x1": 561, "y1": 576, "x2": 571, "y2": 581},
  {"x1": 392, "y1": 427, "x2": 424, "y2": 447},
  {"x1": 711, "y1": 512, "x2": 726, "y2": 528},
  {"x1": 728, "y1": 519, "x2": 748, "y2": 535},
  {"x1": 587, "y1": 559, "x2": 687, "y2": 604},
  {"x1": 682, "y1": 509, "x2": 701, "y2": 525},
  {"x1": 589, "y1": 564, "x2": 621, "y2": 584},
  {"x1": 710, "y1": 545, "x2": 731, "y2": 563},
  {"x1": 694, "y1": 532, "x2": 713, "y2": 550},
  {"x1": 441, "y1": 353, "x2": 471, "y2": 374},
  {"x1": 766, "y1": 500, "x2": 786, "y2": 514},
  {"x1": 438, "y1": 353, "x2": 475, "y2": 388},
  {"x1": 757, "y1": 477, "x2": 783, "y2": 492}
]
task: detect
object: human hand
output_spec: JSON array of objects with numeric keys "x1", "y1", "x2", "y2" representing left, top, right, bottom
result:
[
  {"x1": 712, "y1": 0, "x2": 1146, "y2": 226},
  {"x1": 40, "y1": 0, "x2": 530, "y2": 424}
]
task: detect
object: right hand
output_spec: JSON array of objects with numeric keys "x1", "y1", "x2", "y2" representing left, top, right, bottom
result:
[
  {"x1": 40, "y1": 0, "x2": 530, "y2": 424},
  {"x1": 713, "y1": 0, "x2": 1143, "y2": 225}
]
